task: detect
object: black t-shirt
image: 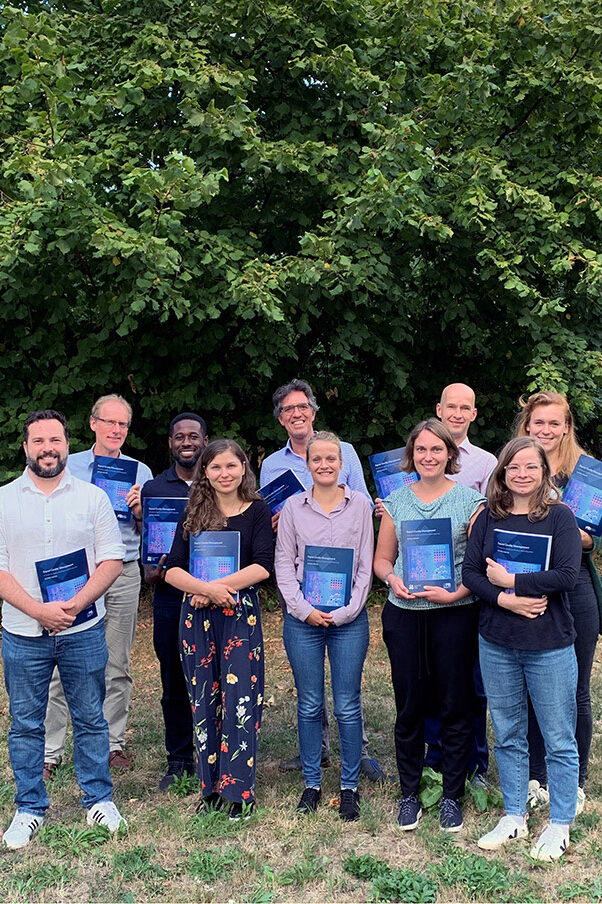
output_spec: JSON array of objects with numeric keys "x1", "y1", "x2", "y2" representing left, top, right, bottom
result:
[
  {"x1": 141, "y1": 464, "x2": 191, "y2": 607},
  {"x1": 462, "y1": 503, "x2": 581, "y2": 650},
  {"x1": 166, "y1": 498, "x2": 274, "y2": 579}
]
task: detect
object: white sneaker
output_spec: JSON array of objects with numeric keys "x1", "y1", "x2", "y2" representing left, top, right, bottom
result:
[
  {"x1": 86, "y1": 801, "x2": 127, "y2": 833},
  {"x1": 3, "y1": 811, "x2": 44, "y2": 849},
  {"x1": 477, "y1": 815, "x2": 529, "y2": 851},
  {"x1": 530, "y1": 823, "x2": 569, "y2": 861},
  {"x1": 527, "y1": 779, "x2": 550, "y2": 809},
  {"x1": 575, "y1": 787, "x2": 585, "y2": 817}
]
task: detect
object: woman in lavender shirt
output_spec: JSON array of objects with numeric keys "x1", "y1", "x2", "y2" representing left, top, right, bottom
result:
[{"x1": 275, "y1": 431, "x2": 374, "y2": 822}]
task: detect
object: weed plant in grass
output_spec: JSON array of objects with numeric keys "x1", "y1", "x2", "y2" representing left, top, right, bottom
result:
[{"x1": 0, "y1": 594, "x2": 600, "y2": 902}]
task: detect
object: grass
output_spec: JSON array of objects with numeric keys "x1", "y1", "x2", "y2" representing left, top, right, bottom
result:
[{"x1": 0, "y1": 588, "x2": 600, "y2": 902}]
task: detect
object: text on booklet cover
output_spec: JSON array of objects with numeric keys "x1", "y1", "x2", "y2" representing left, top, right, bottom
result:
[
  {"x1": 259, "y1": 469, "x2": 306, "y2": 515},
  {"x1": 35, "y1": 548, "x2": 97, "y2": 627},
  {"x1": 142, "y1": 497, "x2": 188, "y2": 565},
  {"x1": 562, "y1": 454, "x2": 602, "y2": 536},
  {"x1": 368, "y1": 447, "x2": 419, "y2": 499},
  {"x1": 189, "y1": 531, "x2": 241, "y2": 603},
  {"x1": 302, "y1": 545, "x2": 355, "y2": 612},
  {"x1": 400, "y1": 518, "x2": 455, "y2": 593},
  {"x1": 91, "y1": 455, "x2": 138, "y2": 522},
  {"x1": 492, "y1": 529, "x2": 552, "y2": 593}
]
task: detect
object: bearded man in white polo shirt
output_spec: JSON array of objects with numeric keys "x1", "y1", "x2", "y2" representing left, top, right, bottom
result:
[
  {"x1": 44, "y1": 394, "x2": 152, "y2": 774},
  {"x1": 0, "y1": 410, "x2": 126, "y2": 849}
]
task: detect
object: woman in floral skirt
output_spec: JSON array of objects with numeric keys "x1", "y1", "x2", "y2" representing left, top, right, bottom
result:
[{"x1": 165, "y1": 439, "x2": 272, "y2": 818}]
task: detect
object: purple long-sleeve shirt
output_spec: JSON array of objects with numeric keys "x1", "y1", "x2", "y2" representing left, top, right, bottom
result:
[{"x1": 275, "y1": 486, "x2": 374, "y2": 626}]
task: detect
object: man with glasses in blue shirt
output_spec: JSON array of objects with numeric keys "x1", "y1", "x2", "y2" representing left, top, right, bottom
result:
[{"x1": 260, "y1": 379, "x2": 385, "y2": 781}]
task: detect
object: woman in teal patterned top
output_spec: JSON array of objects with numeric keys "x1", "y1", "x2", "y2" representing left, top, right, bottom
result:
[{"x1": 374, "y1": 418, "x2": 485, "y2": 834}]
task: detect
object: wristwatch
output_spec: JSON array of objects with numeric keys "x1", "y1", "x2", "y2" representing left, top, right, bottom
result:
[{"x1": 384, "y1": 571, "x2": 394, "y2": 586}]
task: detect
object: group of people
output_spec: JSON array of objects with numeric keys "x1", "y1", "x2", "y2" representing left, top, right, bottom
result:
[{"x1": 0, "y1": 382, "x2": 599, "y2": 863}]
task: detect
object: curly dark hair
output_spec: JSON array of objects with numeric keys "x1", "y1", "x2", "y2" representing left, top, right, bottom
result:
[{"x1": 183, "y1": 439, "x2": 260, "y2": 536}]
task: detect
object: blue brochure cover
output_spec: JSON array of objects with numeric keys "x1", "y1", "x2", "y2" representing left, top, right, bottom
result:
[
  {"x1": 492, "y1": 529, "x2": 552, "y2": 592},
  {"x1": 259, "y1": 469, "x2": 306, "y2": 515},
  {"x1": 562, "y1": 454, "x2": 602, "y2": 536},
  {"x1": 91, "y1": 456, "x2": 138, "y2": 522},
  {"x1": 400, "y1": 518, "x2": 455, "y2": 593},
  {"x1": 302, "y1": 545, "x2": 355, "y2": 612},
  {"x1": 189, "y1": 531, "x2": 240, "y2": 603},
  {"x1": 35, "y1": 548, "x2": 97, "y2": 628},
  {"x1": 142, "y1": 497, "x2": 188, "y2": 565},
  {"x1": 369, "y1": 447, "x2": 419, "y2": 498}
]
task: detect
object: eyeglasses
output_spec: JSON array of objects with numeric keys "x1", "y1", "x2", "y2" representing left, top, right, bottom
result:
[
  {"x1": 280, "y1": 403, "x2": 312, "y2": 415},
  {"x1": 504, "y1": 465, "x2": 542, "y2": 475},
  {"x1": 94, "y1": 417, "x2": 130, "y2": 430}
]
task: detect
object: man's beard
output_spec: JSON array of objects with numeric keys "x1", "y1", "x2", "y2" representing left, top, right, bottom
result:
[
  {"x1": 173, "y1": 450, "x2": 202, "y2": 471},
  {"x1": 26, "y1": 452, "x2": 67, "y2": 479}
]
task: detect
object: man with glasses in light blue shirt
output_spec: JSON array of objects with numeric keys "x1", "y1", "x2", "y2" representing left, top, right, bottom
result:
[
  {"x1": 44, "y1": 394, "x2": 152, "y2": 776},
  {"x1": 260, "y1": 379, "x2": 384, "y2": 781}
]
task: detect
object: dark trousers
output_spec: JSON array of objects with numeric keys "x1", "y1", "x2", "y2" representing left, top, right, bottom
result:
[
  {"x1": 528, "y1": 566, "x2": 599, "y2": 788},
  {"x1": 153, "y1": 605, "x2": 194, "y2": 770},
  {"x1": 382, "y1": 600, "x2": 479, "y2": 801},
  {"x1": 424, "y1": 660, "x2": 489, "y2": 776}
]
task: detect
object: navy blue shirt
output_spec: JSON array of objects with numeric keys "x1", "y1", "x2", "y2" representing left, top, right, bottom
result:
[
  {"x1": 463, "y1": 503, "x2": 581, "y2": 650},
  {"x1": 141, "y1": 464, "x2": 191, "y2": 608}
]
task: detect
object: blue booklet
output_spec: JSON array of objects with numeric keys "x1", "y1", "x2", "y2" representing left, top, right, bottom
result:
[
  {"x1": 259, "y1": 469, "x2": 306, "y2": 515},
  {"x1": 492, "y1": 529, "x2": 552, "y2": 592},
  {"x1": 35, "y1": 548, "x2": 97, "y2": 628},
  {"x1": 400, "y1": 518, "x2": 455, "y2": 593},
  {"x1": 302, "y1": 545, "x2": 355, "y2": 612},
  {"x1": 369, "y1": 447, "x2": 419, "y2": 498},
  {"x1": 189, "y1": 531, "x2": 240, "y2": 603},
  {"x1": 142, "y1": 497, "x2": 188, "y2": 565},
  {"x1": 91, "y1": 455, "x2": 138, "y2": 522},
  {"x1": 562, "y1": 454, "x2": 602, "y2": 536}
]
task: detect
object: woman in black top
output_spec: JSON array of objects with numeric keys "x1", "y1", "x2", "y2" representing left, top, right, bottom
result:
[
  {"x1": 463, "y1": 437, "x2": 581, "y2": 862},
  {"x1": 514, "y1": 391, "x2": 600, "y2": 814},
  {"x1": 165, "y1": 439, "x2": 273, "y2": 818}
]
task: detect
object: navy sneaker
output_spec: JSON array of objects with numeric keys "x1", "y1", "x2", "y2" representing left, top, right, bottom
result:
[
  {"x1": 440, "y1": 798, "x2": 463, "y2": 832},
  {"x1": 398, "y1": 795, "x2": 422, "y2": 830},
  {"x1": 360, "y1": 756, "x2": 387, "y2": 783}
]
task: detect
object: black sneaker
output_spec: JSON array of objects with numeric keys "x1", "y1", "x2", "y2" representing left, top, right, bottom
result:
[
  {"x1": 296, "y1": 787, "x2": 322, "y2": 814},
  {"x1": 440, "y1": 798, "x2": 463, "y2": 832},
  {"x1": 229, "y1": 801, "x2": 254, "y2": 821},
  {"x1": 195, "y1": 792, "x2": 225, "y2": 814},
  {"x1": 339, "y1": 789, "x2": 360, "y2": 822},
  {"x1": 158, "y1": 764, "x2": 194, "y2": 792},
  {"x1": 398, "y1": 795, "x2": 422, "y2": 830}
]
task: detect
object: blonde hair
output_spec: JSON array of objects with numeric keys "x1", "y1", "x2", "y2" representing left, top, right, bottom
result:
[
  {"x1": 514, "y1": 391, "x2": 584, "y2": 479},
  {"x1": 91, "y1": 394, "x2": 133, "y2": 423},
  {"x1": 487, "y1": 437, "x2": 557, "y2": 521},
  {"x1": 306, "y1": 431, "x2": 342, "y2": 461}
]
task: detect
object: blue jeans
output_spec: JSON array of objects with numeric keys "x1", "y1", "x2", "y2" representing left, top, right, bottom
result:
[
  {"x1": 479, "y1": 636, "x2": 578, "y2": 824},
  {"x1": 283, "y1": 608, "x2": 369, "y2": 789},
  {"x1": 2, "y1": 622, "x2": 113, "y2": 815}
]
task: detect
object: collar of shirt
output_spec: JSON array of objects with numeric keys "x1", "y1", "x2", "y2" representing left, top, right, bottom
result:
[
  {"x1": 458, "y1": 436, "x2": 473, "y2": 455},
  {"x1": 165, "y1": 463, "x2": 190, "y2": 484},
  {"x1": 301, "y1": 484, "x2": 351, "y2": 516},
  {"x1": 21, "y1": 466, "x2": 75, "y2": 497}
]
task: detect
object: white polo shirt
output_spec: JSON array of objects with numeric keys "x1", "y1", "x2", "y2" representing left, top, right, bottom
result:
[{"x1": 0, "y1": 468, "x2": 125, "y2": 637}]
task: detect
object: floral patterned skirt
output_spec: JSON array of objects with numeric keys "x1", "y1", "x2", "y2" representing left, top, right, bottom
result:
[{"x1": 179, "y1": 589, "x2": 263, "y2": 803}]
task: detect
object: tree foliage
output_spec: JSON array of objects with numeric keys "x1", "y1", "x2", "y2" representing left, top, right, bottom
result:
[{"x1": 1, "y1": 0, "x2": 601, "y2": 479}]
